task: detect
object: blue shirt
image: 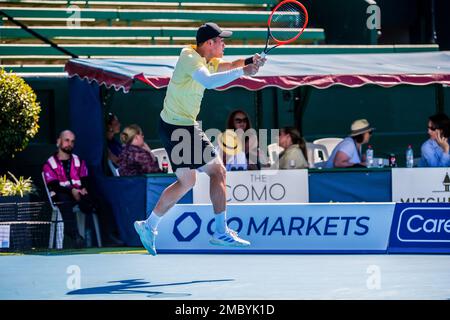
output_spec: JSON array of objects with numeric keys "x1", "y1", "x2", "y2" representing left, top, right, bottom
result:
[
  {"x1": 326, "y1": 137, "x2": 361, "y2": 168},
  {"x1": 419, "y1": 138, "x2": 450, "y2": 167}
]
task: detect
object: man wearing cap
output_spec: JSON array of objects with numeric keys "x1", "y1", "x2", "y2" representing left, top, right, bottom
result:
[
  {"x1": 134, "y1": 22, "x2": 265, "y2": 255},
  {"x1": 326, "y1": 119, "x2": 375, "y2": 168}
]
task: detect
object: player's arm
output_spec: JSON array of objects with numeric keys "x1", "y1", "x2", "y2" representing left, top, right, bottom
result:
[
  {"x1": 192, "y1": 64, "x2": 259, "y2": 89},
  {"x1": 217, "y1": 54, "x2": 266, "y2": 72}
]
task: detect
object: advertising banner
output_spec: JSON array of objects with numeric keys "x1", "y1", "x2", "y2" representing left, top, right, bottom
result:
[
  {"x1": 392, "y1": 168, "x2": 450, "y2": 203},
  {"x1": 155, "y1": 203, "x2": 395, "y2": 253},
  {"x1": 388, "y1": 203, "x2": 450, "y2": 253},
  {"x1": 193, "y1": 170, "x2": 309, "y2": 204}
]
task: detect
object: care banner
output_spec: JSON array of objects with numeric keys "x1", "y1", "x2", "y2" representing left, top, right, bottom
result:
[
  {"x1": 392, "y1": 168, "x2": 450, "y2": 203},
  {"x1": 155, "y1": 203, "x2": 395, "y2": 253},
  {"x1": 388, "y1": 203, "x2": 450, "y2": 253},
  {"x1": 193, "y1": 169, "x2": 308, "y2": 204}
]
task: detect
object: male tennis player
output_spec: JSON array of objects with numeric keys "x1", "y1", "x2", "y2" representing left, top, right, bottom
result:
[{"x1": 134, "y1": 22, "x2": 265, "y2": 255}]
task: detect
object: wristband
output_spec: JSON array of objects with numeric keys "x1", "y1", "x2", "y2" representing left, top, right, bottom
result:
[{"x1": 244, "y1": 57, "x2": 253, "y2": 65}]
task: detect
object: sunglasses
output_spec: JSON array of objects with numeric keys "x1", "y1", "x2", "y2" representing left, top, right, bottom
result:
[
  {"x1": 234, "y1": 117, "x2": 248, "y2": 124},
  {"x1": 428, "y1": 126, "x2": 437, "y2": 131}
]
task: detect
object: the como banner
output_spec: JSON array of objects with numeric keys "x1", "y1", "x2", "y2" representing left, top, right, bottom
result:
[
  {"x1": 155, "y1": 203, "x2": 395, "y2": 253},
  {"x1": 193, "y1": 170, "x2": 309, "y2": 204}
]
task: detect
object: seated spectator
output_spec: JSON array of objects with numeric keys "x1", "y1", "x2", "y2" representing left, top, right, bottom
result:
[
  {"x1": 216, "y1": 130, "x2": 247, "y2": 171},
  {"x1": 106, "y1": 112, "x2": 123, "y2": 166},
  {"x1": 326, "y1": 119, "x2": 374, "y2": 168},
  {"x1": 42, "y1": 130, "x2": 96, "y2": 248},
  {"x1": 226, "y1": 109, "x2": 268, "y2": 170},
  {"x1": 278, "y1": 127, "x2": 309, "y2": 169},
  {"x1": 419, "y1": 113, "x2": 450, "y2": 167},
  {"x1": 118, "y1": 124, "x2": 161, "y2": 176}
]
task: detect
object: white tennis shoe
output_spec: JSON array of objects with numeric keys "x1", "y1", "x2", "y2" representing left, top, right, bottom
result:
[
  {"x1": 209, "y1": 228, "x2": 250, "y2": 247},
  {"x1": 134, "y1": 220, "x2": 157, "y2": 256}
]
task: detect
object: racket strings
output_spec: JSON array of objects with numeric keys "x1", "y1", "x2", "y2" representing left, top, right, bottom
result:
[{"x1": 269, "y1": 2, "x2": 307, "y2": 43}]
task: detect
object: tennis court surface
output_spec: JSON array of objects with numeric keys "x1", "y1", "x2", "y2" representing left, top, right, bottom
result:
[{"x1": 1, "y1": 250, "x2": 449, "y2": 300}]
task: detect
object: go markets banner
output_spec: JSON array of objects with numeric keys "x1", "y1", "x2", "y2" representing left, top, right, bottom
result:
[
  {"x1": 155, "y1": 203, "x2": 395, "y2": 253},
  {"x1": 388, "y1": 203, "x2": 450, "y2": 253},
  {"x1": 392, "y1": 168, "x2": 450, "y2": 203},
  {"x1": 193, "y1": 169, "x2": 309, "y2": 204}
]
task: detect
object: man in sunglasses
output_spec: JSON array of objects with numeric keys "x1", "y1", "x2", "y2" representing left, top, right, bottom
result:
[
  {"x1": 326, "y1": 119, "x2": 375, "y2": 168},
  {"x1": 419, "y1": 113, "x2": 450, "y2": 167}
]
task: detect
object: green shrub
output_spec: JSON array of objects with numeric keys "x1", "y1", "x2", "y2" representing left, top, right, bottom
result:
[
  {"x1": 0, "y1": 172, "x2": 35, "y2": 197},
  {"x1": 0, "y1": 69, "x2": 41, "y2": 159}
]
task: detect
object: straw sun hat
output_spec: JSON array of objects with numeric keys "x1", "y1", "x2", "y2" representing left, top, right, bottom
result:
[
  {"x1": 217, "y1": 130, "x2": 243, "y2": 156},
  {"x1": 350, "y1": 119, "x2": 375, "y2": 136}
]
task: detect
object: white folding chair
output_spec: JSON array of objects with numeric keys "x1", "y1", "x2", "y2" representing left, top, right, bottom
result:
[
  {"x1": 42, "y1": 172, "x2": 102, "y2": 248},
  {"x1": 108, "y1": 159, "x2": 120, "y2": 177},
  {"x1": 152, "y1": 148, "x2": 173, "y2": 173},
  {"x1": 313, "y1": 138, "x2": 343, "y2": 161},
  {"x1": 306, "y1": 143, "x2": 329, "y2": 168},
  {"x1": 42, "y1": 172, "x2": 64, "y2": 249}
]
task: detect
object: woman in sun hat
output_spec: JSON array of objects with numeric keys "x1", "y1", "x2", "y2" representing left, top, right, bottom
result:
[
  {"x1": 215, "y1": 129, "x2": 247, "y2": 171},
  {"x1": 326, "y1": 119, "x2": 375, "y2": 168}
]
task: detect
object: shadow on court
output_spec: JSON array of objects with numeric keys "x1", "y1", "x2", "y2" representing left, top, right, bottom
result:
[{"x1": 67, "y1": 278, "x2": 234, "y2": 298}]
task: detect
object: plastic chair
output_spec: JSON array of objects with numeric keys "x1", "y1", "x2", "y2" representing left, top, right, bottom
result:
[
  {"x1": 42, "y1": 172, "x2": 64, "y2": 249},
  {"x1": 152, "y1": 148, "x2": 173, "y2": 173},
  {"x1": 313, "y1": 138, "x2": 343, "y2": 159},
  {"x1": 306, "y1": 143, "x2": 329, "y2": 168},
  {"x1": 108, "y1": 159, "x2": 120, "y2": 177},
  {"x1": 41, "y1": 172, "x2": 102, "y2": 248}
]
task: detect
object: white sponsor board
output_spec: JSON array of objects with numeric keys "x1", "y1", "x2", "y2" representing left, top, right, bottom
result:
[
  {"x1": 155, "y1": 203, "x2": 395, "y2": 253},
  {"x1": 193, "y1": 169, "x2": 308, "y2": 204},
  {"x1": 392, "y1": 168, "x2": 450, "y2": 203},
  {"x1": 0, "y1": 225, "x2": 10, "y2": 248}
]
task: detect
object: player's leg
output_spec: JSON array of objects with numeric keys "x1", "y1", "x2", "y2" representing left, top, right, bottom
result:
[
  {"x1": 201, "y1": 159, "x2": 250, "y2": 247},
  {"x1": 134, "y1": 168, "x2": 196, "y2": 255}
]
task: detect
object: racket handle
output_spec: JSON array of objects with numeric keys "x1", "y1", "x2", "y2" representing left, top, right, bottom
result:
[{"x1": 260, "y1": 51, "x2": 266, "y2": 59}]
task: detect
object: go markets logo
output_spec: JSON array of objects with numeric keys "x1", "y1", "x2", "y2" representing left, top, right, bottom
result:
[{"x1": 172, "y1": 212, "x2": 202, "y2": 241}]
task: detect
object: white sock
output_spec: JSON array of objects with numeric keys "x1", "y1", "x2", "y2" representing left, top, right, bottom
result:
[
  {"x1": 215, "y1": 211, "x2": 227, "y2": 234},
  {"x1": 145, "y1": 211, "x2": 162, "y2": 231}
]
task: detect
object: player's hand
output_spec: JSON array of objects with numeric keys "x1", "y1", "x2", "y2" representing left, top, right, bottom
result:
[
  {"x1": 253, "y1": 53, "x2": 266, "y2": 67},
  {"x1": 79, "y1": 188, "x2": 88, "y2": 196},
  {"x1": 243, "y1": 63, "x2": 259, "y2": 76}
]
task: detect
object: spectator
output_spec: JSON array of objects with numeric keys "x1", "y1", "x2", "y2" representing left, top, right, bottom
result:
[
  {"x1": 419, "y1": 113, "x2": 450, "y2": 167},
  {"x1": 42, "y1": 130, "x2": 95, "y2": 248},
  {"x1": 118, "y1": 124, "x2": 161, "y2": 176},
  {"x1": 278, "y1": 127, "x2": 309, "y2": 169},
  {"x1": 226, "y1": 109, "x2": 268, "y2": 170},
  {"x1": 326, "y1": 119, "x2": 374, "y2": 168},
  {"x1": 216, "y1": 129, "x2": 247, "y2": 171},
  {"x1": 106, "y1": 112, "x2": 123, "y2": 166}
]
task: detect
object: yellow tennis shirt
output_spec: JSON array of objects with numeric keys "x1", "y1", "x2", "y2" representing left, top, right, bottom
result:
[{"x1": 160, "y1": 46, "x2": 220, "y2": 126}]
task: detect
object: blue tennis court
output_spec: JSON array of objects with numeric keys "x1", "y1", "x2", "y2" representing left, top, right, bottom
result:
[{"x1": 1, "y1": 251, "x2": 450, "y2": 300}]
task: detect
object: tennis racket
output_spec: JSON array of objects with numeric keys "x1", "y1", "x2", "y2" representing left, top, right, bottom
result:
[{"x1": 261, "y1": 0, "x2": 309, "y2": 58}]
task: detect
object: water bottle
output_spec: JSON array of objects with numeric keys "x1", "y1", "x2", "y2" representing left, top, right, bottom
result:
[
  {"x1": 162, "y1": 156, "x2": 169, "y2": 173},
  {"x1": 366, "y1": 145, "x2": 374, "y2": 168},
  {"x1": 406, "y1": 145, "x2": 414, "y2": 168},
  {"x1": 389, "y1": 153, "x2": 397, "y2": 167}
]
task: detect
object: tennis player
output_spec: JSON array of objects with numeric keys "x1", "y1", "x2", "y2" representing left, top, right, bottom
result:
[{"x1": 134, "y1": 22, "x2": 265, "y2": 255}]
